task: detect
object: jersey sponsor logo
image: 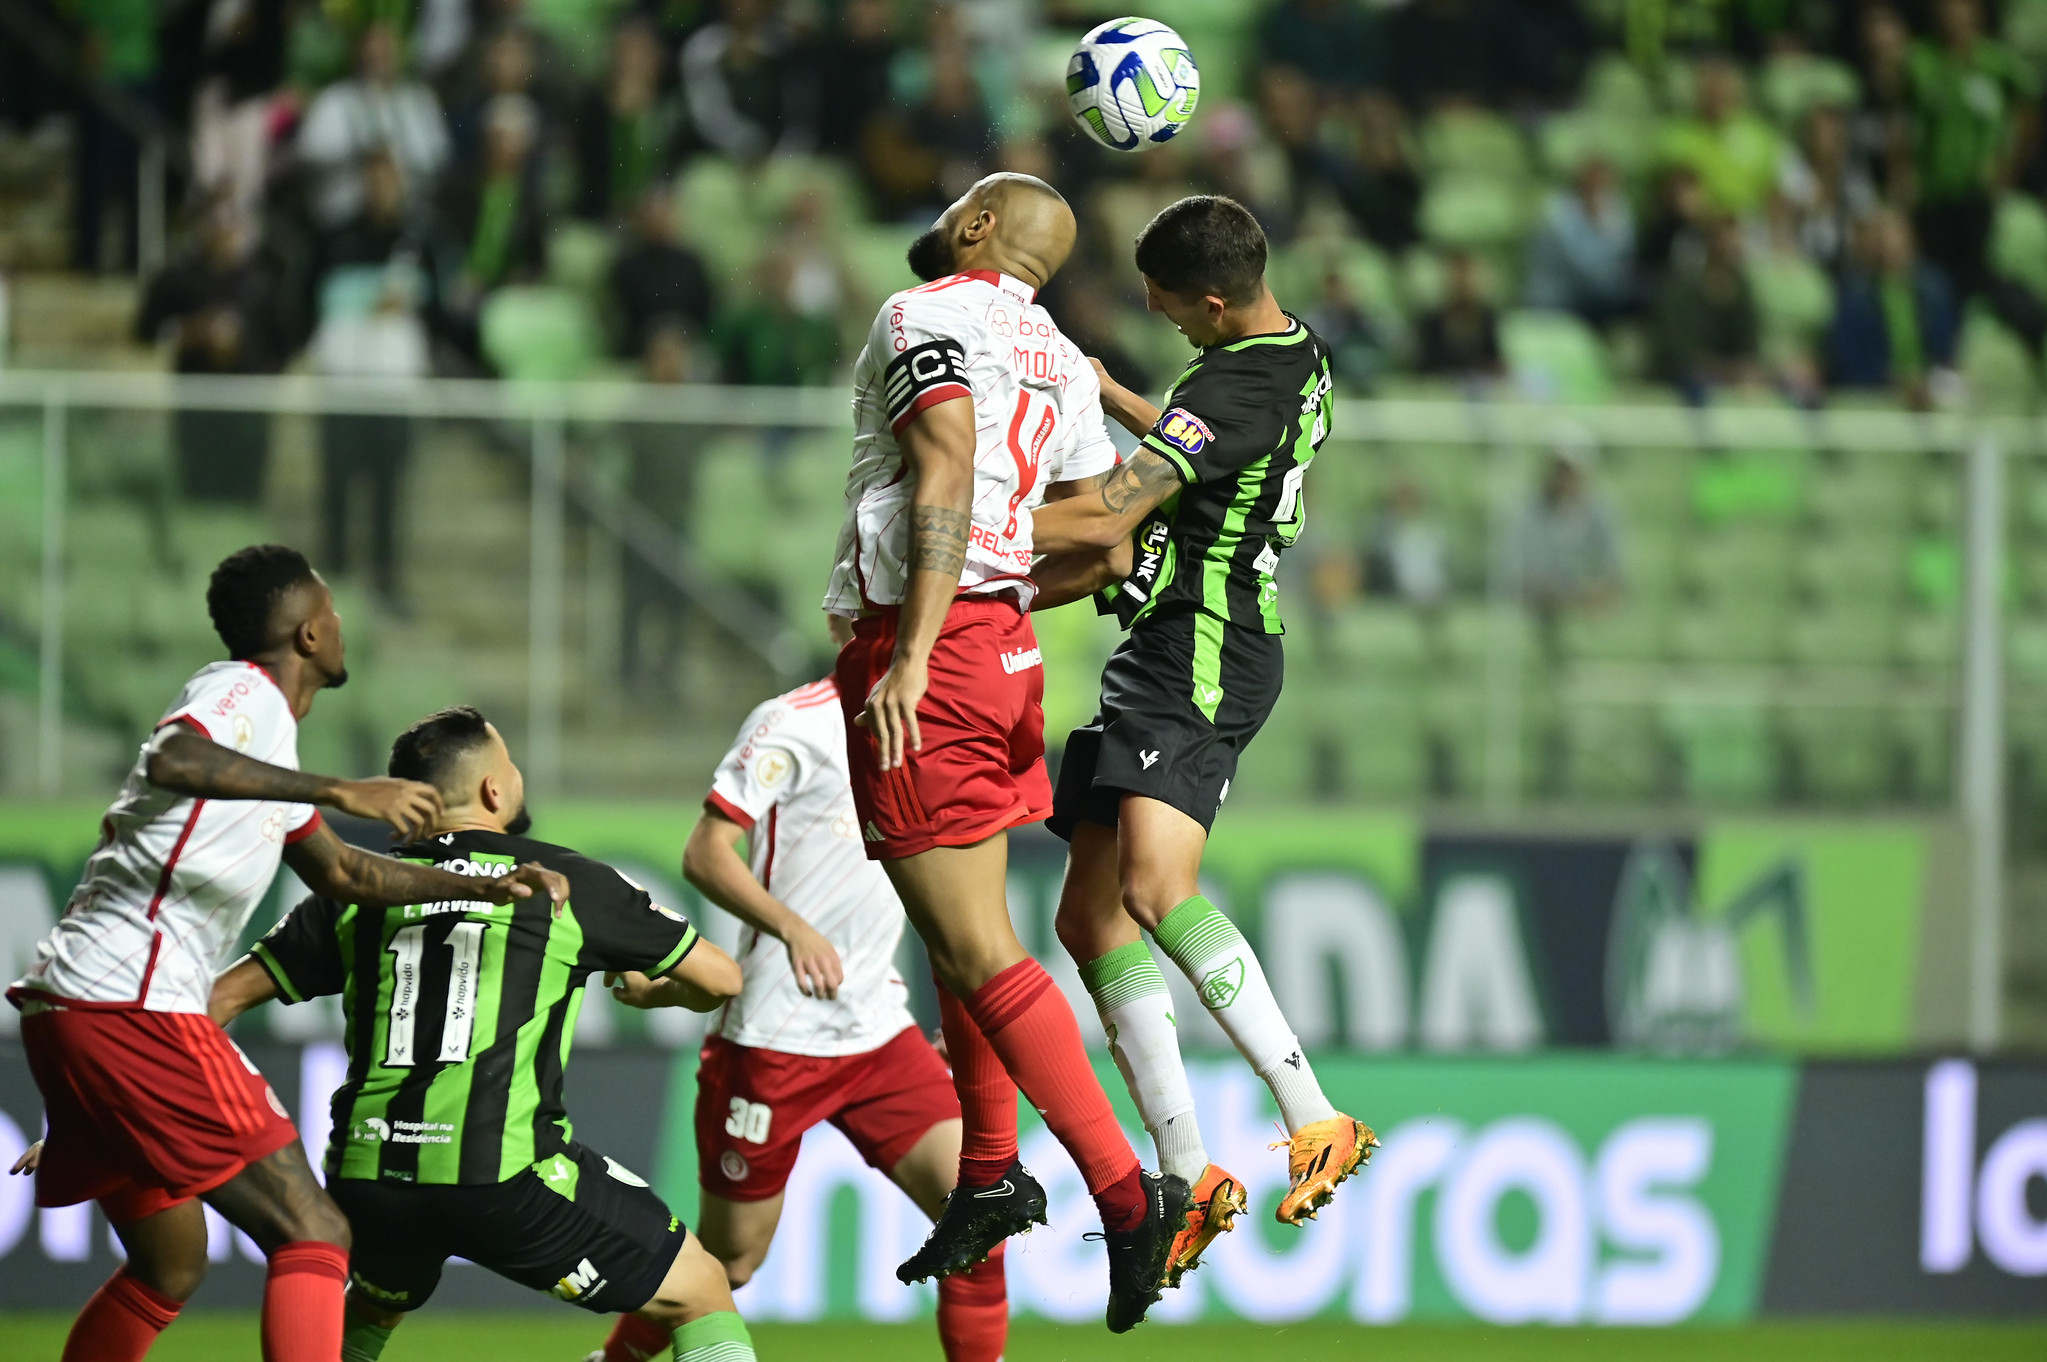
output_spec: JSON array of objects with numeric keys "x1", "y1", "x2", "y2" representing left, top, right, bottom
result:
[
  {"x1": 353, "y1": 1116, "x2": 392, "y2": 1143},
  {"x1": 1154, "y1": 407, "x2": 1214, "y2": 457},
  {"x1": 551, "y1": 1258, "x2": 607, "y2": 1302},
  {"x1": 882, "y1": 338, "x2": 970, "y2": 425},
  {"x1": 999, "y1": 645, "x2": 1043, "y2": 674},
  {"x1": 1140, "y1": 750, "x2": 1161, "y2": 769},
  {"x1": 831, "y1": 809, "x2": 861, "y2": 841},
  {"x1": 260, "y1": 808, "x2": 287, "y2": 844}
]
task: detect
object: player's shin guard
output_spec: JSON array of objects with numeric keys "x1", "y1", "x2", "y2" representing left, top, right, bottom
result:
[
  {"x1": 935, "y1": 980, "x2": 1020, "y2": 1187},
  {"x1": 1151, "y1": 896, "x2": 1337, "y2": 1134},
  {"x1": 61, "y1": 1266, "x2": 181, "y2": 1362},
  {"x1": 261, "y1": 1241, "x2": 349, "y2": 1362},
  {"x1": 670, "y1": 1309, "x2": 756, "y2": 1362},
  {"x1": 961, "y1": 960, "x2": 1144, "y2": 1231},
  {"x1": 936, "y1": 1243, "x2": 1009, "y2": 1362},
  {"x1": 1078, "y1": 941, "x2": 1208, "y2": 1184}
]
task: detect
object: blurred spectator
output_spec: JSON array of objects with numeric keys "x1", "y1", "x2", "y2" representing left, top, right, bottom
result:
[
  {"x1": 1652, "y1": 213, "x2": 1763, "y2": 401},
  {"x1": 1365, "y1": 475, "x2": 1450, "y2": 608},
  {"x1": 1523, "y1": 154, "x2": 1636, "y2": 327},
  {"x1": 1040, "y1": 270, "x2": 1150, "y2": 393},
  {"x1": 1512, "y1": 440, "x2": 1623, "y2": 624},
  {"x1": 1851, "y1": 3, "x2": 1918, "y2": 197},
  {"x1": 1196, "y1": 103, "x2": 1298, "y2": 241},
  {"x1": 715, "y1": 194, "x2": 843, "y2": 385},
  {"x1": 450, "y1": 26, "x2": 544, "y2": 162},
  {"x1": 1637, "y1": 164, "x2": 1710, "y2": 290},
  {"x1": 1658, "y1": 55, "x2": 1784, "y2": 216},
  {"x1": 1777, "y1": 103, "x2": 1879, "y2": 273},
  {"x1": 861, "y1": 10, "x2": 996, "y2": 217},
  {"x1": 191, "y1": 0, "x2": 288, "y2": 240},
  {"x1": 69, "y1": 0, "x2": 158, "y2": 270},
  {"x1": 1826, "y1": 209, "x2": 1960, "y2": 408},
  {"x1": 621, "y1": 322, "x2": 712, "y2": 699},
  {"x1": 571, "y1": 18, "x2": 683, "y2": 222},
  {"x1": 681, "y1": 0, "x2": 819, "y2": 161},
  {"x1": 1255, "y1": 66, "x2": 1326, "y2": 207},
  {"x1": 1304, "y1": 268, "x2": 1391, "y2": 391},
  {"x1": 1326, "y1": 92, "x2": 1422, "y2": 253},
  {"x1": 1907, "y1": 0, "x2": 2040, "y2": 299},
  {"x1": 1495, "y1": 0, "x2": 1592, "y2": 107},
  {"x1": 437, "y1": 95, "x2": 548, "y2": 361},
  {"x1": 136, "y1": 201, "x2": 285, "y2": 502},
  {"x1": 1416, "y1": 251, "x2": 1502, "y2": 378},
  {"x1": 1388, "y1": 0, "x2": 1503, "y2": 110},
  {"x1": 816, "y1": 0, "x2": 900, "y2": 156},
  {"x1": 311, "y1": 265, "x2": 429, "y2": 610},
  {"x1": 1258, "y1": 0, "x2": 1382, "y2": 94},
  {"x1": 297, "y1": 22, "x2": 452, "y2": 229},
  {"x1": 1091, "y1": 148, "x2": 1191, "y2": 270},
  {"x1": 608, "y1": 187, "x2": 716, "y2": 357}
]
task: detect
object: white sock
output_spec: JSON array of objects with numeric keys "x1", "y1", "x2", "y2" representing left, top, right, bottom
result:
[
  {"x1": 1153, "y1": 895, "x2": 1339, "y2": 1134},
  {"x1": 1077, "y1": 940, "x2": 1209, "y2": 1183}
]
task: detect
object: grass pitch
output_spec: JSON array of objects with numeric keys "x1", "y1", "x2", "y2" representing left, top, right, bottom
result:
[{"x1": 2, "y1": 1316, "x2": 2044, "y2": 1361}]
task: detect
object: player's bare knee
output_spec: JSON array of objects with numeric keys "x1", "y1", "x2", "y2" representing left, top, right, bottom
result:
[
  {"x1": 1119, "y1": 880, "x2": 1177, "y2": 931},
  {"x1": 132, "y1": 1255, "x2": 209, "y2": 1303}
]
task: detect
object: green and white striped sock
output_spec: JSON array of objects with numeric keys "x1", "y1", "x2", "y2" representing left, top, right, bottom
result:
[
  {"x1": 340, "y1": 1318, "x2": 393, "y2": 1362},
  {"x1": 672, "y1": 1311, "x2": 755, "y2": 1362},
  {"x1": 1078, "y1": 940, "x2": 1208, "y2": 1183},
  {"x1": 1152, "y1": 895, "x2": 1338, "y2": 1134}
]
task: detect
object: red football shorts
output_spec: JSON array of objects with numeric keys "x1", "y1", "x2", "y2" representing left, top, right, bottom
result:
[
  {"x1": 695, "y1": 1027, "x2": 960, "y2": 1202},
  {"x1": 20, "y1": 1004, "x2": 299, "y2": 1222},
  {"x1": 836, "y1": 595, "x2": 1053, "y2": 860}
]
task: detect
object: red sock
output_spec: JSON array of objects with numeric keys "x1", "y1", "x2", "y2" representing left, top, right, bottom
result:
[
  {"x1": 937, "y1": 1242, "x2": 1008, "y2": 1362},
  {"x1": 936, "y1": 979, "x2": 1020, "y2": 1188},
  {"x1": 599, "y1": 1312, "x2": 673, "y2": 1361},
  {"x1": 261, "y1": 1241, "x2": 349, "y2": 1362},
  {"x1": 63, "y1": 1267, "x2": 181, "y2": 1362},
  {"x1": 963, "y1": 960, "x2": 1140, "y2": 1226}
]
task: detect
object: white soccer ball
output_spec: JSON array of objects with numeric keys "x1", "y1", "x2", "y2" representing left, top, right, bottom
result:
[{"x1": 1065, "y1": 16, "x2": 1201, "y2": 152}]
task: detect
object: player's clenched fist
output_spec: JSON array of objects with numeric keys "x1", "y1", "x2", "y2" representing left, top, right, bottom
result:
[
  {"x1": 858, "y1": 654, "x2": 929, "y2": 771},
  {"x1": 331, "y1": 777, "x2": 444, "y2": 840}
]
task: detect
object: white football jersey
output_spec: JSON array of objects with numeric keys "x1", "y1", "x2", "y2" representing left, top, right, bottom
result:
[
  {"x1": 824, "y1": 269, "x2": 1121, "y2": 616},
  {"x1": 11, "y1": 662, "x2": 321, "y2": 1014},
  {"x1": 704, "y1": 678, "x2": 916, "y2": 1057}
]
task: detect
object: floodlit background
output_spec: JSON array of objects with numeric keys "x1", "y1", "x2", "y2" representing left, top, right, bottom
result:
[{"x1": 2, "y1": 0, "x2": 2046, "y2": 1354}]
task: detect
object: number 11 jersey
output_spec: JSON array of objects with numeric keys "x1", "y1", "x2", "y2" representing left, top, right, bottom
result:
[{"x1": 251, "y1": 830, "x2": 699, "y2": 1186}]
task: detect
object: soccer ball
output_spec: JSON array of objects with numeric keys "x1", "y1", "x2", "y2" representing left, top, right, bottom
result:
[{"x1": 1065, "y1": 17, "x2": 1200, "y2": 152}]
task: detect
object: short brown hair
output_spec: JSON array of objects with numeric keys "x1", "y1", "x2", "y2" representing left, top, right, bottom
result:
[{"x1": 1134, "y1": 195, "x2": 1268, "y2": 306}]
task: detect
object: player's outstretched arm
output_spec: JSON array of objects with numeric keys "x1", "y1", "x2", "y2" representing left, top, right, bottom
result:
[
  {"x1": 1032, "y1": 447, "x2": 1183, "y2": 554},
  {"x1": 1031, "y1": 469, "x2": 1135, "y2": 609},
  {"x1": 860, "y1": 394, "x2": 976, "y2": 771},
  {"x1": 146, "y1": 726, "x2": 444, "y2": 840},
  {"x1": 608, "y1": 938, "x2": 743, "y2": 1013},
  {"x1": 683, "y1": 807, "x2": 845, "y2": 999},
  {"x1": 208, "y1": 954, "x2": 280, "y2": 1026},
  {"x1": 1090, "y1": 356, "x2": 1164, "y2": 437},
  {"x1": 282, "y1": 821, "x2": 570, "y2": 911}
]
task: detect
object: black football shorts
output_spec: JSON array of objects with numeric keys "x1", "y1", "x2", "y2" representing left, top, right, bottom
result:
[
  {"x1": 327, "y1": 1141, "x2": 686, "y2": 1315},
  {"x1": 1050, "y1": 609, "x2": 1282, "y2": 839}
]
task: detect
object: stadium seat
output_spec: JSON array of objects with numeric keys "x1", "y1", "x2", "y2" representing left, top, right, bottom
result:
[
  {"x1": 1780, "y1": 704, "x2": 1887, "y2": 803},
  {"x1": 1990, "y1": 192, "x2": 2047, "y2": 301},
  {"x1": 1691, "y1": 451, "x2": 1807, "y2": 524},
  {"x1": 675, "y1": 158, "x2": 761, "y2": 282},
  {"x1": 548, "y1": 222, "x2": 618, "y2": 298},
  {"x1": 480, "y1": 287, "x2": 603, "y2": 382},
  {"x1": 1500, "y1": 309, "x2": 1610, "y2": 402},
  {"x1": 1420, "y1": 174, "x2": 1534, "y2": 251},
  {"x1": 1561, "y1": 701, "x2": 1662, "y2": 802},
  {"x1": 1807, "y1": 458, "x2": 1913, "y2": 530},
  {"x1": 1757, "y1": 52, "x2": 1860, "y2": 130},
  {"x1": 1796, "y1": 535, "x2": 1907, "y2": 607},
  {"x1": 1785, "y1": 603, "x2": 1897, "y2": 667},
  {"x1": 1271, "y1": 237, "x2": 1402, "y2": 320},
  {"x1": 1748, "y1": 248, "x2": 1834, "y2": 366},
  {"x1": 1957, "y1": 307, "x2": 2039, "y2": 413},
  {"x1": 1661, "y1": 698, "x2": 1776, "y2": 805},
  {"x1": 1670, "y1": 595, "x2": 1787, "y2": 664},
  {"x1": 1539, "y1": 109, "x2": 1657, "y2": 180},
  {"x1": 1419, "y1": 108, "x2": 1533, "y2": 183}
]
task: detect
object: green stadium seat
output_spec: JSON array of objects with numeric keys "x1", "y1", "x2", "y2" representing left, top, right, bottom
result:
[
  {"x1": 1603, "y1": 448, "x2": 1697, "y2": 526},
  {"x1": 1319, "y1": 603, "x2": 1430, "y2": 675},
  {"x1": 1906, "y1": 534, "x2": 1963, "y2": 610},
  {"x1": 1499, "y1": 309, "x2": 1610, "y2": 402},
  {"x1": 1420, "y1": 108, "x2": 1532, "y2": 182},
  {"x1": 1896, "y1": 607, "x2": 1959, "y2": 669},
  {"x1": 1661, "y1": 698, "x2": 1776, "y2": 805},
  {"x1": 1781, "y1": 704, "x2": 1887, "y2": 803},
  {"x1": 1807, "y1": 460, "x2": 1913, "y2": 530},
  {"x1": 1786, "y1": 603, "x2": 1897, "y2": 667},
  {"x1": 2012, "y1": 615, "x2": 2047, "y2": 683},
  {"x1": 548, "y1": 222, "x2": 617, "y2": 298},
  {"x1": 1584, "y1": 55, "x2": 1656, "y2": 120},
  {"x1": 1539, "y1": 109, "x2": 1657, "y2": 180},
  {"x1": 1795, "y1": 536, "x2": 1907, "y2": 606},
  {"x1": 1957, "y1": 307, "x2": 2039, "y2": 414},
  {"x1": 1670, "y1": 597, "x2": 1787, "y2": 664},
  {"x1": 1757, "y1": 53, "x2": 1860, "y2": 130},
  {"x1": 1563, "y1": 602, "x2": 1668, "y2": 661},
  {"x1": 1684, "y1": 523, "x2": 1798, "y2": 594},
  {"x1": 1990, "y1": 193, "x2": 2047, "y2": 301},
  {"x1": 1748, "y1": 249, "x2": 1834, "y2": 365},
  {"x1": 480, "y1": 288, "x2": 602, "y2": 382},
  {"x1": 688, "y1": 437, "x2": 777, "y2": 582},
  {"x1": 1271, "y1": 237, "x2": 1402, "y2": 320},
  {"x1": 1561, "y1": 702, "x2": 1662, "y2": 801},
  {"x1": 675, "y1": 158, "x2": 762, "y2": 283},
  {"x1": 1420, "y1": 175, "x2": 1534, "y2": 251}
]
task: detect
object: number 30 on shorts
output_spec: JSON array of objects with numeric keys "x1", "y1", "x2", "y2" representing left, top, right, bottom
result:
[{"x1": 725, "y1": 1098, "x2": 772, "y2": 1144}]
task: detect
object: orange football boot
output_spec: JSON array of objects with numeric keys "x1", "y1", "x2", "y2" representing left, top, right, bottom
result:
[
  {"x1": 1165, "y1": 1164, "x2": 1248, "y2": 1286},
  {"x1": 1274, "y1": 1116, "x2": 1378, "y2": 1225}
]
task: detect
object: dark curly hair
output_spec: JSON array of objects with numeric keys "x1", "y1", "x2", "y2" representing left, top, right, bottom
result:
[
  {"x1": 389, "y1": 706, "x2": 495, "y2": 792},
  {"x1": 206, "y1": 545, "x2": 318, "y2": 659}
]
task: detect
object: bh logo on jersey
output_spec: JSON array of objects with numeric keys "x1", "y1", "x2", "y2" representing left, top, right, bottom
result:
[{"x1": 1155, "y1": 408, "x2": 1212, "y2": 456}]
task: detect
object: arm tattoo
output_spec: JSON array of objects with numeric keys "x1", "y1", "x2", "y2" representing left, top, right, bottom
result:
[
  {"x1": 149, "y1": 729, "x2": 336, "y2": 804},
  {"x1": 910, "y1": 505, "x2": 971, "y2": 580},
  {"x1": 288, "y1": 824, "x2": 501, "y2": 908},
  {"x1": 1099, "y1": 450, "x2": 1183, "y2": 516}
]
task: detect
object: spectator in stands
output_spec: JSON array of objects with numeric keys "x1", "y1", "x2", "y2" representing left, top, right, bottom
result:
[
  {"x1": 860, "y1": 9, "x2": 996, "y2": 217},
  {"x1": 1327, "y1": 92, "x2": 1423, "y2": 253},
  {"x1": 621, "y1": 321, "x2": 711, "y2": 700},
  {"x1": 68, "y1": 0, "x2": 158, "y2": 271},
  {"x1": 1258, "y1": 0, "x2": 1383, "y2": 94},
  {"x1": 311, "y1": 261, "x2": 428, "y2": 611},
  {"x1": 815, "y1": 0, "x2": 900, "y2": 156},
  {"x1": 1305, "y1": 268, "x2": 1391, "y2": 392},
  {"x1": 1416, "y1": 250, "x2": 1503, "y2": 379},
  {"x1": 297, "y1": 21, "x2": 451, "y2": 229},
  {"x1": 1658, "y1": 55, "x2": 1784, "y2": 216},
  {"x1": 1512, "y1": 437, "x2": 1623, "y2": 630},
  {"x1": 1907, "y1": 0, "x2": 2039, "y2": 299},
  {"x1": 1826, "y1": 208, "x2": 1960, "y2": 408},
  {"x1": 608, "y1": 186, "x2": 715, "y2": 358},
  {"x1": 1196, "y1": 102, "x2": 1299, "y2": 242},
  {"x1": 1388, "y1": 0, "x2": 1502, "y2": 110},
  {"x1": 1366, "y1": 475, "x2": 1451, "y2": 610},
  {"x1": 715, "y1": 193, "x2": 842, "y2": 385},
  {"x1": 1523, "y1": 153, "x2": 1636, "y2": 327},
  {"x1": 1256, "y1": 66, "x2": 1327, "y2": 215},
  {"x1": 450, "y1": 26, "x2": 544, "y2": 162},
  {"x1": 1778, "y1": 103, "x2": 1880, "y2": 274},
  {"x1": 1637, "y1": 163, "x2": 1710, "y2": 288},
  {"x1": 1851, "y1": 3, "x2": 1917, "y2": 198},
  {"x1": 1040, "y1": 269, "x2": 1150, "y2": 393},
  {"x1": 570, "y1": 18, "x2": 682, "y2": 223},
  {"x1": 681, "y1": 0, "x2": 819, "y2": 162},
  {"x1": 136, "y1": 198, "x2": 285, "y2": 502},
  {"x1": 1652, "y1": 212, "x2": 1763, "y2": 401},
  {"x1": 437, "y1": 95, "x2": 548, "y2": 365},
  {"x1": 191, "y1": 0, "x2": 288, "y2": 241}
]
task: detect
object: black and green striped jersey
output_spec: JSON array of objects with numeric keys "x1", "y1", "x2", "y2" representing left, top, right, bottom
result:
[
  {"x1": 251, "y1": 829, "x2": 698, "y2": 1187},
  {"x1": 1110, "y1": 315, "x2": 1334, "y2": 634}
]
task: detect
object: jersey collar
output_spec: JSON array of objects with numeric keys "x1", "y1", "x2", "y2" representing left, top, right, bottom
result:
[{"x1": 959, "y1": 269, "x2": 1037, "y2": 304}]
